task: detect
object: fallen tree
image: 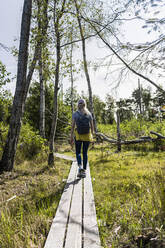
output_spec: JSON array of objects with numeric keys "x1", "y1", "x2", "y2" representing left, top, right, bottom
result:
[{"x1": 96, "y1": 131, "x2": 165, "y2": 145}]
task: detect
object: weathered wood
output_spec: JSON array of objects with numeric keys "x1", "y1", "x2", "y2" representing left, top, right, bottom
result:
[
  {"x1": 150, "y1": 131, "x2": 165, "y2": 139},
  {"x1": 54, "y1": 153, "x2": 76, "y2": 161},
  {"x1": 44, "y1": 160, "x2": 101, "y2": 248},
  {"x1": 6, "y1": 195, "x2": 17, "y2": 202},
  {"x1": 83, "y1": 165, "x2": 101, "y2": 248},
  {"x1": 96, "y1": 132, "x2": 117, "y2": 143},
  {"x1": 44, "y1": 161, "x2": 77, "y2": 248},
  {"x1": 65, "y1": 177, "x2": 82, "y2": 248},
  {"x1": 96, "y1": 129, "x2": 165, "y2": 146}
]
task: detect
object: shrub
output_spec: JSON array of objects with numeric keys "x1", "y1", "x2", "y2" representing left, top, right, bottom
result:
[
  {"x1": 0, "y1": 122, "x2": 8, "y2": 155},
  {"x1": 17, "y1": 123, "x2": 47, "y2": 160}
]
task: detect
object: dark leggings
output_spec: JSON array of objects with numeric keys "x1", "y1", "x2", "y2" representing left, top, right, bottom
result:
[{"x1": 75, "y1": 140, "x2": 90, "y2": 170}]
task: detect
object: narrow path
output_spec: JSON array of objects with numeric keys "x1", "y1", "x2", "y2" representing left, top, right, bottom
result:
[{"x1": 44, "y1": 158, "x2": 101, "y2": 248}]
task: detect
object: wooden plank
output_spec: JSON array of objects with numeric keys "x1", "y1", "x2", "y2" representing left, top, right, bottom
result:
[
  {"x1": 44, "y1": 161, "x2": 77, "y2": 248},
  {"x1": 54, "y1": 153, "x2": 76, "y2": 161},
  {"x1": 65, "y1": 176, "x2": 82, "y2": 248},
  {"x1": 83, "y1": 164, "x2": 101, "y2": 248}
]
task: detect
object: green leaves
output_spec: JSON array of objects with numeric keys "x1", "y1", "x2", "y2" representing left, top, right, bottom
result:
[{"x1": 0, "y1": 61, "x2": 11, "y2": 88}]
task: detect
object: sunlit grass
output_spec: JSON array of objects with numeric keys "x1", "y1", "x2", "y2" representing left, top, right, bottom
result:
[
  {"x1": 0, "y1": 155, "x2": 71, "y2": 248},
  {"x1": 89, "y1": 145, "x2": 165, "y2": 248}
]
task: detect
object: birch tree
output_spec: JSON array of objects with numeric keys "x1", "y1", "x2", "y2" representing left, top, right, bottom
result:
[
  {"x1": 0, "y1": 0, "x2": 32, "y2": 172},
  {"x1": 48, "y1": 0, "x2": 67, "y2": 165},
  {"x1": 73, "y1": 0, "x2": 98, "y2": 132},
  {"x1": 37, "y1": 0, "x2": 49, "y2": 138}
]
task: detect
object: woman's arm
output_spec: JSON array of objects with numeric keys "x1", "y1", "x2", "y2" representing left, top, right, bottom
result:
[{"x1": 70, "y1": 119, "x2": 75, "y2": 145}]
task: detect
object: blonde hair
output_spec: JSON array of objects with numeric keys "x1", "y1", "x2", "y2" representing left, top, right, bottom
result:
[{"x1": 77, "y1": 99, "x2": 90, "y2": 115}]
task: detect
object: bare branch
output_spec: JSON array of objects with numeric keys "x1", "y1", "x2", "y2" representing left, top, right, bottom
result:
[{"x1": 85, "y1": 18, "x2": 165, "y2": 94}]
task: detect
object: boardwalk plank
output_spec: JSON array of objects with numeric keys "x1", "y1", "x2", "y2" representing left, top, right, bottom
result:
[
  {"x1": 44, "y1": 160, "x2": 101, "y2": 248},
  {"x1": 83, "y1": 164, "x2": 101, "y2": 248},
  {"x1": 54, "y1": 153, "x2": 75, "y2": 161},
  {"x1": 44, "y1": 161, "x2": 77, "y2": 248},
  {"x1": 65, "y1": 176, "x2": 82, "y2": 248}
]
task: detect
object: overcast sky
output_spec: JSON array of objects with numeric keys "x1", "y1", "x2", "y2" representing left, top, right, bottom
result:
[{"x1": 0, "y1": 1, "x2": 163, "y2": 101}]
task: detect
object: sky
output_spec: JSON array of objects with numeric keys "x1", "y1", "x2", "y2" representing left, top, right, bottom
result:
[
  {"x1": 0, "y1": 0, "x2": 164, "y2": 101},
  {"x1": 0, "y1": 0, "x2": 23, "y2": 76}
]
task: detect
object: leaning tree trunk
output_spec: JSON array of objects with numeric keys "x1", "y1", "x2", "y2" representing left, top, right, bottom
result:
[
  {"x1": 0, "y1": 0, "x2": 32, "y2": 172},
  {"x1": 74, "y1": 0, "x2": 97, "y2": 132},
  {"x1": 48, "y1": 26, "x2": 61, "y2": 165}
]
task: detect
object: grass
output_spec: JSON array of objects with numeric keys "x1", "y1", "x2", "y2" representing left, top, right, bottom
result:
[
  {"x1": 0, "y1": 153, "x2": 71, "y2": 248},
  {"x1": 1, "y1": 138, "x2": 165, "y2": 248},
  {"x1": 88, "y1": 144, "x2": 165, "y2": 247}
]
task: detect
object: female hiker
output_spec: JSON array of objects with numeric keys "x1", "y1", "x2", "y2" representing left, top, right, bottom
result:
[{"x1": 70, "y1": 99, "x2": 94, "y2": 178}]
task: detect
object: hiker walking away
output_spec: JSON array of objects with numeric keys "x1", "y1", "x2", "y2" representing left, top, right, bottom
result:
[{"x1": 70, "y1": 99, "x2": 94, "y2": 178}]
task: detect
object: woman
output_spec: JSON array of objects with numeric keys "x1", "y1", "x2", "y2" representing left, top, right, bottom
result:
[{"x1": 70, "y1": 99, "x2": 94, "y2": 178}]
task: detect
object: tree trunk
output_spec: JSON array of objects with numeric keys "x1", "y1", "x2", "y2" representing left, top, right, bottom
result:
[
  {"x1": 48, "y1": 0, "x2": 66, "y2": 165},
  {"x1": 0, "y1": 0, "x2": 32, "y2": 172},
  {"x1": 38, "y1": 0, "x2": 48, "y2": 138},
  {"x1": 39, "y1": 48, "x2": 46, "y2": 138},
  {"x1": 117, "y1": 110, "x2": 121, "y2": 152},
  {"x1": 70, "y1": 42, "x2": 74, "y2": 114},
  {"x1": 48, "y1": 3, "x2": 61, "y2": 165},
  {"x1": 138, "y1": 78, "x2": 142, "y2": 115},
  {"x1": 74, "y1": 0, "x2": 97, "y2": 132},
  {"x1": 48, "y1": 32, "x2": 60, "y2": 165}
]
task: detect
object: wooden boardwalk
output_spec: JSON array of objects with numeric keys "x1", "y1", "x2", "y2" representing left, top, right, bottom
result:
[{"x1": 44, "y1": 160, "x2": 101, "y2": 248}]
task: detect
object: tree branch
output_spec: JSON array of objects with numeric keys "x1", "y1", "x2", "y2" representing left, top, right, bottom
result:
[{"x1": 85, "y1": 18, "x2": 165, "y2": 95}]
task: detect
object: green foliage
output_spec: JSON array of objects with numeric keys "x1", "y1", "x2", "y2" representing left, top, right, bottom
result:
[
  {"x1": 0, "y1": 61, "x2": 11, "y2": 88},
  {"x1": 0, "y1": 94, "x2": 12, "y2": 124},
  {"x1": 99, "y1": 119, "x2": 165, "y2": 139},
  {"x1": 57, "y1": 100, "x2": 72, "y2": 139},
  {"x1": 0, "y1": 122, "x2": 8, "y2": 155},
  {"x1": 24, "y1": 81, "x2": 53, "y2": 137},
  {"x1": 24, "y1": 82, "x2": 72, "y2": 140},
  {"x1": 63, "y1": 87, "x2": 80, "y2": 111},
  {"x1": 98, "y1": 119, "x2": 165, "y2": 152},
  {"x1": 116, "y1": 98, "x2": 134, "y2": 122},
  {"x1": 0, "y1": 61, "x2": 12, "y2": 124},
  {"x1": 17, "y1": 123, "x2": 47, "y2": 160}
]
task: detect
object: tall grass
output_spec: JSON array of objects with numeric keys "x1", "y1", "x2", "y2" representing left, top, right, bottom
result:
[
  {"x1": 0, "y1": 154, "x2": 71, "y2": 248},
  {"x1": 89, "y1": 145, "x2": 165, "y2": 247}
]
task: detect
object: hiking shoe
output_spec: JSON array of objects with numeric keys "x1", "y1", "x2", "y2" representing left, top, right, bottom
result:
[
  {"x1": 80, "y1": 169, "x2": 86, "y2": 178},
  {"x1": 77, "y1": 168, "x2": 82, "y2": 178}
]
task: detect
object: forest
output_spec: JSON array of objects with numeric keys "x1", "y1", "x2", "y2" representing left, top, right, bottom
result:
[{"x1": 0, "y1": 0, "x2": 165, "y2": 247}]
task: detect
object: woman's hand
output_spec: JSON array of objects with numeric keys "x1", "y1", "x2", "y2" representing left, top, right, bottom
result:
[{"x1": 70, "y1": 136, "x2": 74, "y2": 146}]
